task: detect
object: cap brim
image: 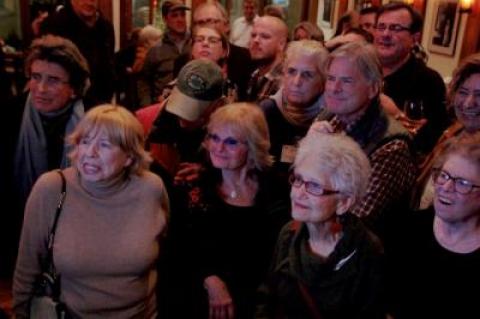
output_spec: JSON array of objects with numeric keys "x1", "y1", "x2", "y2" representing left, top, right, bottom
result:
[
  {"x1": 171, "y1": 5, "x2": 190, "y2": 11},
  {"x1": 166, "y1": 86, "x2": 211, "y2": 122}
]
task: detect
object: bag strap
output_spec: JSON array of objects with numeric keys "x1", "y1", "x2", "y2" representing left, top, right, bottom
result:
[
  {"x1": 291, "y1": 221, "x2": 324, "y2": 319},
  {"x1": 45, "y1": 170, "x2": 67, "y2": 275}
]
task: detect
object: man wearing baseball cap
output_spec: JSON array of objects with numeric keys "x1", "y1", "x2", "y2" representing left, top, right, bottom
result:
[
  {"x1": 141, "y1": 0, "x2": 191, "y2": 106},
  {"x1": 138, "y1": 59, "x2": 226, "y2": 184}
]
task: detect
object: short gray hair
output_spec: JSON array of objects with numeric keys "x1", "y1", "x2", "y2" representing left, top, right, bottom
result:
[
  {"x1": 294, "y1": 132, "x2": 371, "y2": 207},
  {"x1": 207, "y1": 103, "x2": 273, "y2": 171},
  {"x1": 284, "y1": 40, "x2": 329, "y2": 79},
  {"x1": 327, "y1": 41, "x2": 383, "y2": 95}
]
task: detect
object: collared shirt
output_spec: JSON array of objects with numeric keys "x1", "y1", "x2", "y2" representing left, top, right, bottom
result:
[
  {"x1": 246, "y1": 62, "x2": 283, "y2": 102},
  {"x1": 326, "y1": 103, "x2": 417, "y2": 220},
  {"x1": 230, "y1": 15, "x2": 258, "y2": 48}
]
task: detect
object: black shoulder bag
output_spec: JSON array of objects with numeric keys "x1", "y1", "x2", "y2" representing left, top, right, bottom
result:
[{"x1": 30, "y1": 170, "x2": 67, "y2": 319}]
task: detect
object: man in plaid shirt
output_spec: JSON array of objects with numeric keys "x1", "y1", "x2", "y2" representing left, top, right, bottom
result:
[{"x1": 311, "y1": 41, "x2": 417, "y2": 237}]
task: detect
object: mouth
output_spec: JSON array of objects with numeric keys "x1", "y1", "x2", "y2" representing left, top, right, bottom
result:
[
  {"x1": 82, "y1": 163, "x2": 100, "y2": 174},
  {"x1": 292, "y1": 200, "x2": 309, "y2": 210},
  {"x1": 460, "y1": 110, "x2": 480, "y2": 118},
  {"x1": 436, "y1": 194, "x2": 453, "y2": 206}
]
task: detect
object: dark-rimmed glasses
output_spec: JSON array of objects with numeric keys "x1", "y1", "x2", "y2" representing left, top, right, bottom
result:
[
  {"x1": 375, "y1": 23, "x2": 411, "y2": 33},
  {"x1": 432, "y1": 168, "x2": 480, "y2": 195},
  {"x1": 193, "y1": 35, "x2": 222, "y2": 45},
  {"x1": 289, "y1": 174, "x2": 340, "y2": 196}
]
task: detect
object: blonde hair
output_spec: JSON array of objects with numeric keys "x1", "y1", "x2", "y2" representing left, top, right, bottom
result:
[
  {"x1": 207, "y1": 103, "x2": 273, "y2": 170},
  {"x1": 68, "y1": 104, "x2": 152, "y2": 175},
  {"x1": 284, "y1": 40, "x2": 329, "y2": 82}
]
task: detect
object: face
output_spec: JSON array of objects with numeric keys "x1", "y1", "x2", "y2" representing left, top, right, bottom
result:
[
  {"x1": 374, "y1": 9, "x2": 416, "y2": 66},
  {"x1": 206, "y1": 126, "x2": 249, "y2": 171},
  {"x1": 294, "y1": 27, "x2": 309, "y2": 41},
  {"x1": 164, "y1": 9, "x2": 187, "y2": 34},
  {"x1": 29, "y1": 60, "x2": 75, "y2": 113},
  {"x1": 192, "y1": 27, "x2": 226, "y2": 63},
  {"x1": 249, "y1": 19, "x2": 285, "y2": 61},
  {"x1": 243, "y1": 1, "x2": 256, "y2": 22},
  {"x1": 454, "y1": 73, "x2": 480, "y2": 132},
  {"x1": 359, "y1": 12, "x2": 376, "y2": 35},
  {"x1": 193, "y1": 5, "x2": 228, "y2": 34},
  {"x1": 290, "y1": 162, "x2": 349, "y2": 224},
  {"x1": 283, "y1": 55, "x2": 324, "y2": 107},
  {"x1": 433, "y1": 154, "x2": 480, "y2": 224},
  {"x1": 76, "y1": 128, "x2": 133, "y2": 182},
  {"x1": 71, "y1": 0, "x2": 98, "y2": 20},
  {"x1": 324, "y1": 57, "x2": 377, "y2": 122}
]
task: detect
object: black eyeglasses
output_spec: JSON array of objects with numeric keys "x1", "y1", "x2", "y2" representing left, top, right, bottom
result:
[
  {"x1": 193, "y1": 35, "x2": 222, "y2": 45},
  {"x1": 375, "y1": 23, "x2": 411, "y2": 33},
  {"x1": 289, "y1": 174, "x2": 340, "y2": 197},
  {"x1": 432, "y1": 168, "x2": 480, "y2": 195},
  {"x1": 194, "y1": 18, "x2": 223, "y2": 26}
]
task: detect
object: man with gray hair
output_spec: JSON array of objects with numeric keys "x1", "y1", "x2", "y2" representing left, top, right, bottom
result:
[
  {"x1": 247, "y1": 15, "x2": 288, "y2": 102},
  {"x1": 260, "y1": 40, "x2": 328, "y2": 174},
  {"x1": 312, "y1": 41, "x2": 416, "y2": 237}
]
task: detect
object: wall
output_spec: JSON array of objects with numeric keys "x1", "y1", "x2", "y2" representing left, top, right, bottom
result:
[{"x1": 422, "y1": 0, "x2": 468, "y2": 80}]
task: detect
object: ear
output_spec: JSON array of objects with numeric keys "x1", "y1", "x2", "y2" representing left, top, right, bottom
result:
[
  {"x1": 367, "y1": 82, "x2": 380, "y2": 100},
  {"x1": 124, "y1": 156, "x2": 133, "y2": 168},
  {"x1": 412, "y1": 31, "x2": 421, "y2": 44},
  {"x1": 336, "y1": 195, "x2": 354, "y2": 216}
]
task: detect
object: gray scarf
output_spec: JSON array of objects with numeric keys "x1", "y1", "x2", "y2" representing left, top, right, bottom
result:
[
  {"x1": 14, "y1": 94, "x2": 84, "y2": 204},
  {"x1": 271, "y1": 87, "x2": 324, "y2": 128}
]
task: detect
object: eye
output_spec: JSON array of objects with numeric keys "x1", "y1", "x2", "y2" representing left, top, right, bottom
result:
[
  {"x1": 287, "y1": 68, "x2": 297, "y2": 76},
  {"x1": 302, "y1": 71, "x2": 315, "y2": 80},
  {"x1": 31, "y1": 73, "x2": 42, "y2": 81},
  {"x1": 223, "y1": 137, "x2": 239, "y2": 146}
]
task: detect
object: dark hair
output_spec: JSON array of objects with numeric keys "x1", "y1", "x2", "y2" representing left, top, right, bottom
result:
[
  {"x1": 25, "y1": 35, "x2": 90, "y2": 97},
  {"x1": 377, "y1": 2, "x2": 423, "y2": 34},
  {"x1": 360, "y1": 6, "x2": 379, "y2": 16},
  {"x1": 448, "y1": 53, "x2": 480, "y2": 106}
]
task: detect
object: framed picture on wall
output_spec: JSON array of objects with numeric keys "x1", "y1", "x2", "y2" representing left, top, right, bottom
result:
[
  {"x1": 428, "y1": 0, "x2": 461, "y2": 56},
  {"x1": 319, "y1": 0, "x2": 335, "y2": 28}
]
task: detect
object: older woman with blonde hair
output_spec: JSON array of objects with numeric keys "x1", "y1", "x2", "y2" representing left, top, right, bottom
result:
[
  {"x1": 256, "y1": 131, "x2": 385, "y2": 319},
  {"x1": 14, "y1": 104, "x2": 169, "y2": 318},
  {"x1": 170, "y1": 103, "x2": 290, "y2": 319}
]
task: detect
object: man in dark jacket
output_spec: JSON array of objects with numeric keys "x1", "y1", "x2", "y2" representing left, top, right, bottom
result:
[{"x1": 40, "y1": 0, "x2": 115, "y2": 109}]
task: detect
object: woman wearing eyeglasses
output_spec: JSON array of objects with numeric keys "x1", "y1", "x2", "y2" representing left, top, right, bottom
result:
[
  {"x1": 175, "y1": 103, "x2": 289, "y2": 319},
  {"x1": 256, "y1": 131, "x2": 386, "y2": 319},
  {"x1": 386, "y1": 133, "x2": 480, "y2": 318}
]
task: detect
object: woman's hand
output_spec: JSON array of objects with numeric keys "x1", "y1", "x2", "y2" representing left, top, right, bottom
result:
[{"x1": 204, "y1": 275, "x2": 235, "y2": 319}]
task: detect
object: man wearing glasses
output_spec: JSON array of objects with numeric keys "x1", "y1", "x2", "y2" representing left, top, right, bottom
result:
[{"x1": 375, "y1": 2, "x2": 448, "y2": 157}]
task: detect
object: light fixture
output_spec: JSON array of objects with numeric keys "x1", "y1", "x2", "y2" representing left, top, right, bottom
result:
[
  {"x1": 404, "y1": 0, "x2": 414, "y2": 5},
  {"x1": 459, "y1": 0, "x2": 473, "y2": 13}
]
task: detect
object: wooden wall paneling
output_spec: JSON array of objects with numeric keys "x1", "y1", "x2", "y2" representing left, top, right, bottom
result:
[
  {"x1": 98, "y1": 0, "x2": 113, "y2": 21},
  {"x1": 460, "y1": 0, "x2": 480, "y2": 60}
]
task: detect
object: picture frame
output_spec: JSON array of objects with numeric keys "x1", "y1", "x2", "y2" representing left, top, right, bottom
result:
[
  {"x1": 318, "y1": 0, "x2": 335, "y2": 28},
  {"x1": 428, "y1": 0, "x2": 461, "y2": 56}
]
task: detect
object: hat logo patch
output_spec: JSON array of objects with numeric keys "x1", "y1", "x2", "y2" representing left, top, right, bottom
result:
[{"x1": 186, "y1": 73, "x2": 207, "y2": 93}]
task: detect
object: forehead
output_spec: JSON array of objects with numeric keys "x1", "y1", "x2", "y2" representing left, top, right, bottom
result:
[
  {"x1": 460, "y1": 73, "x2": 480, "y2": 89},
  {"x1": 377, "y1": 9, "x2": 412, "y2": 25},
  {"x1": 443, "y1": 154, "x2": 480, "y2": 179},
  {"x1": 195, "y1": 27, "x2": 220, "y2": 37},
  {"x1": 286, "y1": 54, "x2": 318, "y2": 70},
  {"x1": 31, "y1": 59, "x2": 69, "y2": 77},
  {"x1": 194, "y1": 5, "x2": 223, "y2": 20},
  {"x1": 166, "y1": 9, "x2": 186, "y2": 18},
  {"x1": 328, "y1": 57, "x2": 362, "y2": 78}
]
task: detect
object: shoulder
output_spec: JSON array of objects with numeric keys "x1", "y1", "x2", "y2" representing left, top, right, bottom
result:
[
  {"x1": 32, "y1": 170, "x2": 65, "y2": 195},
  {"x1": 133, "y1": 171, "x2": 167, "y2": 193}
]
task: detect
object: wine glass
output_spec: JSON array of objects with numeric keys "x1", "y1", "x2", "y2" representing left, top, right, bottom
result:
[{"x1": 401, "y1": 99, "x2": 427, "y2": 135}]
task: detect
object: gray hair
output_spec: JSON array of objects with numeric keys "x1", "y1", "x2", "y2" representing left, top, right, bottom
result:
[
  {"x1": 327, "y1": 41, "x2": 383, "y2": 95},
  {"x1": 207, "y1": 103, "x2": 273, "y2": 171},
  {"x1": 434, "y1": 132, "x2": 480, "y2": 171},
  {"x1": 284, "y1": 40, "x2": 329, "y2": 79},
  {"x1": 294, "y1": 132, "x2": 371, "y2": 207}
]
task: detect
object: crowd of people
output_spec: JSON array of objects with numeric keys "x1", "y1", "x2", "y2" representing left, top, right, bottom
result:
[{"x1": 1, "y1": 0, "x2": 480, "y2": 318}]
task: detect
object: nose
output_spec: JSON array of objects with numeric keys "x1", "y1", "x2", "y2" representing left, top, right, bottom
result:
[
  {"x1": 85, "y1": 142, "x2": 98, "y2": 157},
  {"x1": 440, "y1": 178, "x2": 456, "y2": 192},
  {"x1": 463, "y1": 93, "x2": 476, "y2": 108},
  {"x1": 292, "y1": 74, "x2": 302, "y2": 86}
]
